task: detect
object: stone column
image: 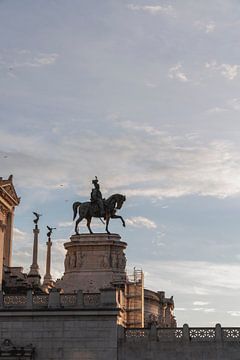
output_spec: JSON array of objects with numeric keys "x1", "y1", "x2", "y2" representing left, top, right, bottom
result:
[
  {"x1": 27, "y1": 225, "x2": 41, "y2": 285},
  {"x1": 43, "y1": 237, "x2": 53, "y2": 289},
  {"x1": 3, "y1": 211, "x2": 13, "y2": 267},
  {"x1": 0, "y1": 217, "x2": 6, "y2": 290}
]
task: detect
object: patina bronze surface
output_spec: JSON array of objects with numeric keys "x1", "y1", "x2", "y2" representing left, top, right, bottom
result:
[{"x1": 73, "y1": 177, "x2": 126, "y2": 234}]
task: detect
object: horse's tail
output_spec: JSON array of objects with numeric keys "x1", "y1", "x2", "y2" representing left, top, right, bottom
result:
[{"x1": 73, "y1": 201, "x2": 81, "y2": 221}]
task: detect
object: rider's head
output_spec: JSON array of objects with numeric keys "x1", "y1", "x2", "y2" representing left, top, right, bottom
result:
[{"x1": 92, "y1": 176, "x2": 99, "y2": 187}]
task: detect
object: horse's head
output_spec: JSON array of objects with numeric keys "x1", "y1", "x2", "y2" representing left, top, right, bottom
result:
[
  {"x1": 116, "y1": 194, "x2": 126, "y2": 210},
  {"x1": 105, "y1": 194, "x2": 126, "y2": 212}
]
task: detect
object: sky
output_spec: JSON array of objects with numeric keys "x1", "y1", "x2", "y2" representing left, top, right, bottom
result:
[{"x1": 1, "y1": 0, "x2": 240, "y2": 326}]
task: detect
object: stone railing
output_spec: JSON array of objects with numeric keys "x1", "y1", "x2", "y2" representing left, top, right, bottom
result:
[
  {"x1": 0, "y1": 288, "x2": 118, "y2": 310},
  {"x1": 123, "y1": 324, "x2": 240, "y2": 342}
]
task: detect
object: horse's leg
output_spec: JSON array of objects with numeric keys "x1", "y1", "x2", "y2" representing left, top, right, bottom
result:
[
  {"x1": 75, "y1": 205, "x2": 88, "y2": 234},
  {"x1": 75, "y1": 216, "x2": 83, "y2": 235},
  {"x1": 87, "y1": 216, "x2": 93, "y2": 234},
  {"x1": 105, "y1": 213, "x2": 111, "y2": 234},
  {"x1": 111, "y1": 214, "x2": 126, "y2": 227}
]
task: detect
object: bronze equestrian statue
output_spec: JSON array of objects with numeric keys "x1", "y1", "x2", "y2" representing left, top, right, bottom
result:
[{"x1": 73, "y1": 177, "x2": 126, "y2": 234}]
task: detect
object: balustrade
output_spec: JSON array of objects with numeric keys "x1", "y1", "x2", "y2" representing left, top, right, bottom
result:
[
  {"x1": 0, "y1": 291, "x2": 106, "y2": 310},
  {"x1": 125, "y1": 326, "x2": 240, "y2": 343},
  {"x1": 60, "y1": 294, "x2": 77, "y2": 306}
]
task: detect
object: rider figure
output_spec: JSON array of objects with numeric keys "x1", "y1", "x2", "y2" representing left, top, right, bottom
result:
[{"x1": 90, "y1": 176, "x2": 105, "y2": 216}]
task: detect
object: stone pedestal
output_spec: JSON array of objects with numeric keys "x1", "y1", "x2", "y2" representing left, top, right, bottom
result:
[{"x1": 56, "y1": 233, "x2": 127, "y2": 293}]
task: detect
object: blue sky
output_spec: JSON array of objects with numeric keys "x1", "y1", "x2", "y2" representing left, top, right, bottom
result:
[{"x1": 2, "y1": 0, "x2": 240, "y2": 326}]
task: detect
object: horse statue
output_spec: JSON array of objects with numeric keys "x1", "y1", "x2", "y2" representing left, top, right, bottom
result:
[{"x1": 72, "y1": 193, "x2": 126, "y2": 234}]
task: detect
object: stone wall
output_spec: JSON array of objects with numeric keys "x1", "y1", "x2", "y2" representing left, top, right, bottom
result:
[
  {"x1": 118, "y1": 325, "x2": 240, "y2": 360},
  {"x1": 2, "y1": 293, "x2": 240, "y2": 360},
  {"x1": 0, "y1": 289, "x2": 120, "y2": 360},
  {"x1": 0, "y1": 311, "x2": 118, "y2": 360}
]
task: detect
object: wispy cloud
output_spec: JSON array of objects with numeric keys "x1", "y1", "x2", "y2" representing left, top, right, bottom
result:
[
  {"x1": 127, "y1": 4, "x2": 175, "y2": 16},
  {"x1": 2, "y1": 121, "x2": 240, "y2": 201},
  {"x1": 227, "y1": 98, "x2": 240, "y2": 111},
  {"x1": 194, "y1": 21, "x2": 216, "y2": 34},
  {"x1": 168, "y1": 64, "x2": 189, "y2": 82},
  {"x1": 193, "y1": 308, "x2": 215, "y2": 313},
  {"x1": 13, "y1": 227, "x2": 28, "y2": 242},
  {"x1": 193, "y1": 301, "x2": 209, "y2": 306},
  {"x1": 126, "y1": 216, "x2": 157, "y2": 229},
  {"x1": 228, "y1": 311, "x2": 240, "y2": 317},
  {"x1": 0, "y1": 49, "x2": 58, "y2": 71},
  {"x1": 206, "y1": 107, "x2": 228, "y2": 114},
  {"x1": 205, "y1": 61, "x2": 240, "y2": 80},
  {"x1": 58, "y1": 221, "x2": 73, "y2": 228},
  {"x1": 139, "y1": 260, "x2": 240, "y2": 296}
]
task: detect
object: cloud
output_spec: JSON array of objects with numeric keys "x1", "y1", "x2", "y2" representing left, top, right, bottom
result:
[
  {"x1": 13, "y1": 227, "x2": 28, "y2": 242},
  {"x1": 227, "y1": 98, "x2": 240, "y2": 111},
  {"x1": 193, "y1": 308, "x2": 215, "y2": 313},
  {"x1": 206, "y1": 107, "x2": 228, "y2": 114},
  {"x1": 127, "y1": 4, "x2": 175, "y2": 16},
  {"x1": 205, "y1": 61, "x2": 240, "y2": 80},
  {"x1": 194, "y1": 21, "x2": 216, "y2": 33},
  {"x1": 58, "y1": 221, "x2": 73, "y2": 228},
  {"x1": 168, "y1": 64, "x2": 189, "y2": 82},
  {"x1": 193, "y1": 301, "x2": 209, "y2": 306},
  {"x1": 145, "y1": 81, "x2": 158, "y2": 88},
  {"x1": 138, "y1": 260, "x2": 240, "y2": 297},
  {"x1": 2, "y1": 119, "x2": 240, "y2": 201},
  {"x1": 228, "y1": 311, "x2": 240, "y2": 317},
  {"x1": 126, "y1": 216, "x2": 157, "y2": 229},
  {"x1": 207, "y1": 99, "x2": 240, "y2": 114},
  {"x1": 0, "y1": 49, "x2": 58, "y2": 70},
  {"x1": 204, "y1": 308, "x2": 215, "y2": 313}
]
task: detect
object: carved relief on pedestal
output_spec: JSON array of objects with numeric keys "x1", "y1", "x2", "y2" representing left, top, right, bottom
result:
[
  {"x1": 118, "y1": 252, "x2": 126, "y2": 270},
  {"x1": 70, "y1": 252, "x2": 76, "y2": 269},
  {"x1": 101, "y1": 253, "x2": 110, "y2": 269},
  {"x1": 64, "y1": 253, "x2": 70, "y2": 271},
  {"x1": 76, "y1": 250, "x2": 85, "y2": 268},
  {"x1": 111, "y1": 251, "x2": 118, "y2": 268},
  {"x1": 110, "y1": 249, "x2": 126, "y2": 270}
]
